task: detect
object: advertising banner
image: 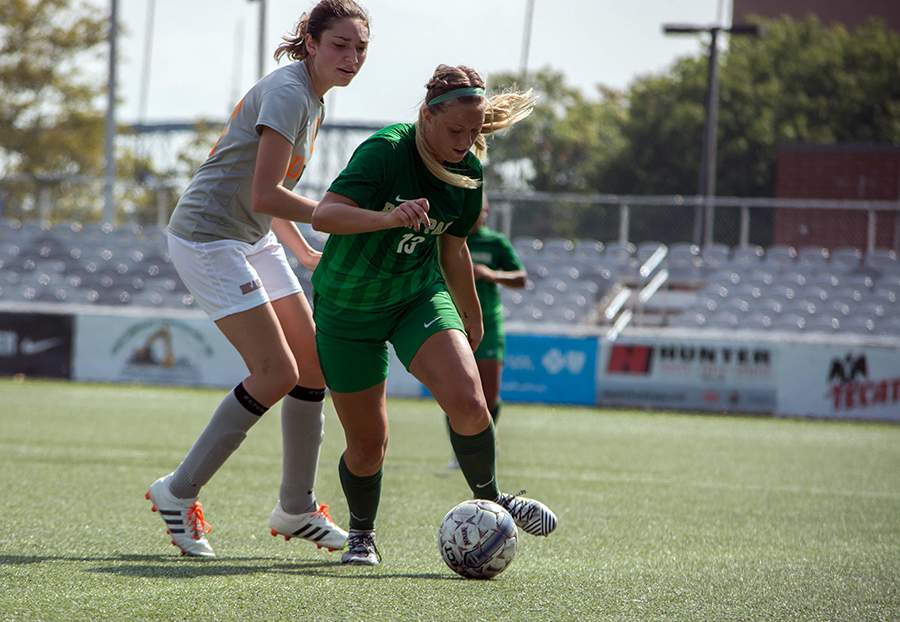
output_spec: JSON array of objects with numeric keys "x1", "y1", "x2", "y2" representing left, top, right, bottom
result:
[
  {"x1": 0, "y1": 311, "x2": 73, "y2": 378},
  {"x1": 775, "y1": 343, "x2": 900, "y2": 421},
  {"x1": 597, "y1": 336, "x2": 777, "y2": 413},
  {"x1": 501, "y1": 334, "x2": 598, "y2": 405},
  {"x1": 73, "y1": 314, "x2": 246, "y2": 388}
]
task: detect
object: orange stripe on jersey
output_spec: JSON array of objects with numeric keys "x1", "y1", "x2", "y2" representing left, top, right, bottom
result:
[
  {"x1": 286, "y1": 155, "x2": 306, "y2": 180},
  {"x1": 285, "y1": 119, "x2": 321, "y2": 181},
  {"x1": 208, "y1": 98, "x2": 245, "y2": 157}
]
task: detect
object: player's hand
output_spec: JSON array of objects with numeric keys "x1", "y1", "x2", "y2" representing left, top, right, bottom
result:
[
  {"x1": 464, "y1": 317, "x2": 484, "y2": 352},
  {"x1": 472, "y1": 263, "x2": 491, "y2": 281},
  {"x1": 388, "y1": 198, "x2": 430, "y2": 232},
  {"x1": 299, "y1": 248, "x2": 322, "y2": 270}
]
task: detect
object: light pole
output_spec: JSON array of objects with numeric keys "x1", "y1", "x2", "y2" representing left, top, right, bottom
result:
[
  {"x1": 104, "y1": 0, "x2": 118, "y2": 225},
  {"x1": 248, "y1": 0, "x2": 267, "y2": 80},
  {"x1": 663, "y1": 23, "x2": 764, "y2": 246}
]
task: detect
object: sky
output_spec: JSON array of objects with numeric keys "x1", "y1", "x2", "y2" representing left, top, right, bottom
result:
[{"x1": 95, "y1": 0, "x2": 732, "y2": 127}]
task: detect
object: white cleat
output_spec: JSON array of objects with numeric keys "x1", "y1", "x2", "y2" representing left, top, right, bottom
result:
[
  {"x1": 146, "y1": 474, "x2": 215, "y2": 557},
  {"x1": 495, "y1": 490, "x2": 558, "y2": 537},
  {"x1": 269, "y1": 501, "x2": 348, "y2": 551}
]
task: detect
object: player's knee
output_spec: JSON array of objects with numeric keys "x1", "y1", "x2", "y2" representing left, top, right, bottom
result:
[
  {"x1": 249, "y1": 355, "x2": 299, "y2": 397},
  {"x1": 447, "y1": 392, "x2": 488, "y2": 420},
  {"x1": 347, "y1": 438, "x2": 387, "y2": 470}
]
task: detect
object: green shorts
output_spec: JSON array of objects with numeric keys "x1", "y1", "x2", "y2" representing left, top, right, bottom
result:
[
  {"x1": 474, "y1": 315, "x2": 505, "y2": 362},
  {"x1": 314, "y1": 283, "x2": 465, "y2": 393}
]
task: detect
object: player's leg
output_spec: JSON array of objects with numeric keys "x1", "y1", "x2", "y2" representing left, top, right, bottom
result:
[
  {"x1": 476, "y1": 358, "x2": 503, "y2": 423},
  {"x1": 331, "y1": 384, "x2": 388, "y2": 565},
  {"x1": 444, "y1": 358, "x2": 501, "y2": 468},
  {"x1": 148, "y1": 233, "x2": 297, "y2": 556},
  {"x1": 393, "y1": 288, "x2": 496, "y2": 494},
  {"x1": 267, "y1": 291, "x2": 346, "y2": 551},
  {"x1": 445, "y1": 319, "x2": 503, "y2": 468},
  {"x1": 410, "y1": 328, "x2": 499, "y2": 496},
  {"x1": 148, "y1": 303, "x2": 297, "y2": 557},
  {"x1": 402, "y1": 290, "x2": 558, "y2": 538},
  {"x1": 170, "y1": 303, "x2": 297, "y2": 498},
  {"x1": 313, "y1": 296, "x2": 393, "y2": 565}
]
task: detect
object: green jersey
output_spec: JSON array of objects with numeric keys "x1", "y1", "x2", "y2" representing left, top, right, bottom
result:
[
  {"x1": 467, "y1": 226, "x2": 525, "y2": 327},
  {"x1": 313, "y1": 123, "x2": 482, "y2": 311}
]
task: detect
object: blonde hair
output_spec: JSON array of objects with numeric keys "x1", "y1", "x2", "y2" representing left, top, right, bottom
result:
[
  {"x1": 415, "y1": 65, "x2": 536, "y2": 189},
  {"x1": 274, "y1": 0, "x2": 370, "y2": 63}
]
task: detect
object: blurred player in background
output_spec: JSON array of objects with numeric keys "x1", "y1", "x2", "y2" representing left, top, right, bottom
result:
[
  {"x1": 311, "y1": 64, "x2": 558, "y2": 566},
  {"x1": 447, "y1": 196, "x2": 527, "y2": 469},
  {"x1": 146, "y1": 0, "x2": 370, "y2": 557}
]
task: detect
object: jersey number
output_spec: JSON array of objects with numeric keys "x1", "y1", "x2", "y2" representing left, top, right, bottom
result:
[{"x1": 397, "y1": 233, "x2": 425, "y2": 254}]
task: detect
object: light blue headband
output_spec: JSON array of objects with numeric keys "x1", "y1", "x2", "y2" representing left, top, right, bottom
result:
[{"x1": 426, "y1": 87, "x2": 485, "y2": 107}]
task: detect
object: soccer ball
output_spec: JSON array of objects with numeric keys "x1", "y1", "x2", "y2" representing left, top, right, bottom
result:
[{"x1": 438, "y1": 499, "x2": 518, "y2": 579}]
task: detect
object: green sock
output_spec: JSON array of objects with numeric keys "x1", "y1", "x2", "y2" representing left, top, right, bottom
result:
[
  {"x1": 449, "y1": 420, "x2": 499, "y2": 500},
  {"x1": 489, "y1": 401, "x2": 501, "y2": 425},
  {"x1": 338, "y1": 454, "x2": 382, "y2": 531}
]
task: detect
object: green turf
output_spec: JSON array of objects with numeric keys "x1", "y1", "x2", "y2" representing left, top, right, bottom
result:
[{"x1": 0, "y1": 378, "x2": 898, "y2": 621}]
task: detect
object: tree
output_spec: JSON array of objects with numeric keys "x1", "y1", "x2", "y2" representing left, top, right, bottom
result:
[
  {"x1": 0, "y1": 0, "x2": 109, "y2": 223},
  {"x1": 486, "y1": 68, "x2": 626, "y2": 240},
  {"x1": 0, "y1": 0, "x2": 110, "y2": 221},
  {"x1": 716, "y1": 15, "x2": 900, "y2": 197},
  {"x1": 484, "y1": 16, "x2": 900, "y2": 244},
  {"x1": 603, "y1": 15, "x2": 900, "y2": 199}
]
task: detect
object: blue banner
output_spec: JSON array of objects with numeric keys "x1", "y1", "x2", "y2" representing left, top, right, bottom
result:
[{"x1": 501, "y1": 334, "x2": 598, "y2": 405}]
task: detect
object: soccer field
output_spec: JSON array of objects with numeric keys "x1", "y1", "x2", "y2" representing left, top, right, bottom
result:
[{"x1": 1, "y1": 378, "x2": 898, "y2": 622}]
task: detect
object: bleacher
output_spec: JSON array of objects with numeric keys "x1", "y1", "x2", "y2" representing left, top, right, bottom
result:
[
  {"x1": 0, "y1": 220, "x2": 333, "y2": 311},
  {"x1": 506, "y1": 237, "x2": 900, "y2": 336},
  {"x1": 1, "y1": 218, "x2": 898, "y2": 335}
]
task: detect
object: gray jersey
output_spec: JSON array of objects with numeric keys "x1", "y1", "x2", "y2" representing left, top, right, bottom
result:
[{"x1": 168, "y1": 60, "x2": 324, "y2": 244}]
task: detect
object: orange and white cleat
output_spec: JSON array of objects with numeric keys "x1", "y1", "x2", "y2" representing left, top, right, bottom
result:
[
  {"x1": 269, "y1": 501, "x2": 347, "y2": 551},
  {"x1": 146, "y1": 473, "x2": 215, "y2": 557}
]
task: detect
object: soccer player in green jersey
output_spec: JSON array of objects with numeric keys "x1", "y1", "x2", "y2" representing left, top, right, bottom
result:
[
  {"x1": 447, "y1": 196, "x2": 527, "y2": 469},
  {"x1": 146, "y1": 1, "x2": 369, "y2": 558},
  {"x1": 311, "y1": 64, "x2": 558, "y2": 565}
]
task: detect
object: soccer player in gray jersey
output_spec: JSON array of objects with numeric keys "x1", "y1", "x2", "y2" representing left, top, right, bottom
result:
[
  {"x1": 146, "y1": 0, "x2": 370, "y2": 558},
  {"x1": 312, "y1": 65, "x2": 558, "y2": 566}
]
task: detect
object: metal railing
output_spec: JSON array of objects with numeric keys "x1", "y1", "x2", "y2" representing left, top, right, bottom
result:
[{"x1": 488, "y1": 192, "x2": 900, "y2": 253}]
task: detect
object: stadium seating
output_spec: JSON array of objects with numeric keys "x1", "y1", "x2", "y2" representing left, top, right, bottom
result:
[{"x1": 1, "y1": 218, "x2": 897, "y2": 336}]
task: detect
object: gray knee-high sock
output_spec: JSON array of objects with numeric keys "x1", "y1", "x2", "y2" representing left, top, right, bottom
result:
[
  {"x1": 279, "y1": 386, "x2": 326, "y2": 515},
  {"x1": 168, "y1": 383, "x2": 267, "y2": 500}
]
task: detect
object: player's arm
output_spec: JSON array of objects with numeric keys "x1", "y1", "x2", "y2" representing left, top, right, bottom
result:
[
  {"x1": 250, "y1": 127, "x2": 318, "y2": 222},
  {"x1": 440, "y1": 233, "x2": 484, "y2": 352},
  {"x1": 312, "y1": 191, "x2": 430, "y2": 234},
  {"x1": 473, "y1": 263, "x2": 527, "y2": 288},
  {"x1": 271, "y1": 218, "x2": 321, "y2": 270},
  {"x1": 473, "y1": 237, "x2": 528, "y2": 288}
]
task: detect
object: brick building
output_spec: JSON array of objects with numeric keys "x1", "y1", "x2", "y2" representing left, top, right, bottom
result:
[
  {"x1": 733, "y1": 0, "x2": 899, "y2": 252},
  {"x1": 732, "y1": 0, "x2": 900, "y2": 31},
  {"x1": 774, "y1": 144, "x2": 900, "y2": 250}
]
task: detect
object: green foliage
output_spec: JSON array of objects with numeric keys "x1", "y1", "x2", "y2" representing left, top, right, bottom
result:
[
  {"x1": 0, "y1": 0, "x2": 108, "y2": 221},
  {"x1": 488, "y1": 16, "x2": 900, "y2": 207},
  {"x1": 0, "y1": 0, "x2": 107, "y2": 175},
  {"x1": 604, "y1": 15, "x2": 900, "y2": 198},
  {"x1": 486, "y1": 68, "x2": 626, "y2": 195},
  {"x1": 715, "y1": 15, "x2": 900, "y2": 197},
  {"x1": 478, "y1": 16, "x2": 900, "y2": 244}
]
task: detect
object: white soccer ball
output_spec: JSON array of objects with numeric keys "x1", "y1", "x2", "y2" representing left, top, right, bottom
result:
[{"x1": 438, "y1": 499, "x2": 518, "y2": 579}]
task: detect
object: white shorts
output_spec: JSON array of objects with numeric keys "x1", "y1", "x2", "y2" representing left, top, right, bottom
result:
[{"x1": 168, "y1": 231, "x2": 303, "y2": 321}]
